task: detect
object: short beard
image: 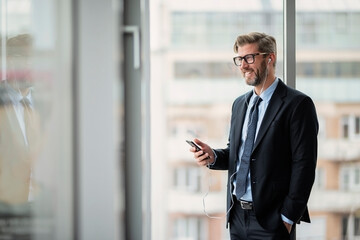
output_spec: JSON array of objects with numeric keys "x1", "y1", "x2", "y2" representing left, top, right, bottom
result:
[{"x1": 248, "y1": 60, "x2": 267, "y2": 87}]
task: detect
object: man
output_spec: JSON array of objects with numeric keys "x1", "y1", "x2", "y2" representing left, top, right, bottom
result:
[
  {"x1": 0, "y1": 34, "x2": 41, "y2": 206},
  {"x1": 189, "y1": 32, "x2": 318, "y2": 240}
]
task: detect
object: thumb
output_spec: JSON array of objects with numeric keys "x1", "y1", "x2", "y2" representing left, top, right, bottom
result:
[{"x1": 194, "y1": 138, "x2": 204, "y2": 147}]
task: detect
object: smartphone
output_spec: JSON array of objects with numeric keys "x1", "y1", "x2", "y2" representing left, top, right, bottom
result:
[
  {"x1": 186, "y1": 140, "x2": 210, "y2": 160},
  {"x1": 186, "y1": 140, "x2": 201, "y2": 151}
]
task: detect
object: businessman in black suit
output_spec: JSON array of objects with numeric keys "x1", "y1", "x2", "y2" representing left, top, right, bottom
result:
[{"x1": 190, "y1": 32, "x2": 318, "y2": 240}]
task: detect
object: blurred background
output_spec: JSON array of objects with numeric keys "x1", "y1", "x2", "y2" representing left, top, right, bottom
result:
[
  {"x1": 150, "y1": 0, "x2": 360, "y2": 240},
  {"x1": 0, "y1": 0, "x2": 359, "y2": 240}
]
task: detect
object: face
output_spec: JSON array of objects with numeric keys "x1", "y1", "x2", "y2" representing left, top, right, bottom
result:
[
  {"x1": 236, "y1": 43, "x2": 267, "y2": 87},
  {"x1": 7, "y1": 53, "x2": 33, "y2": 90}
]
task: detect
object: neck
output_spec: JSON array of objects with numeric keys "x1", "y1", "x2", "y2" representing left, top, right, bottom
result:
[
  {"x1": 20, "y1": 88, "x2": 31, "y2": 97},
  {"x1": 254, "y1": 73, "x2": 275, "y2": 95}
]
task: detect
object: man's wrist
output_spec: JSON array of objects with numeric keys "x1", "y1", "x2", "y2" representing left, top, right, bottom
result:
[
  {"x1": 281, "y1": 214, "x2": 294, "y2": 225},
  {"x1": 208, "y1": 149, "x2": 217, "y2": 166}
]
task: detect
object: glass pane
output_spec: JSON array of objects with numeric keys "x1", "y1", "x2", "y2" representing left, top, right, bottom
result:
[
  {"x1": 0, "y1": 0, "x2": 73, "y2": 238},
  {"x1": 151, "y1": 1, "x2": 283, "y2": 239},
  {"x1": 296, "y1": 1, "x2": 360, "y2": 239}
]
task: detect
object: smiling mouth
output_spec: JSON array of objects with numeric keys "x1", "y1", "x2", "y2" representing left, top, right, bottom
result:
[{"x1": 244, "y1": 71, "x2": 254, "y2": 77}]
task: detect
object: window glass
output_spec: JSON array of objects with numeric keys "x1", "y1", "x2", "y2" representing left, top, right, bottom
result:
[
  {"x1": 150, "y1": 1, "x2": 283, "y2": 239},
  {"x1": 0, "y1": 0, "x2": 73, "y2": 238},
  {"x1": 296, "y1": 1, "x2": 360, "y2": 239},
  {"x1": 355, "y1": 217, "x2": 360, "y2": 236}
]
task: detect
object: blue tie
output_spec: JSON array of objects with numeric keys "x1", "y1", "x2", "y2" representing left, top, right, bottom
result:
[{"x1": 236, "y1": 96, "x2": 262, "y2": 200}]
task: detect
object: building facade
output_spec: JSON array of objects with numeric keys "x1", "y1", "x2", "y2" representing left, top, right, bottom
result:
[{"x1": 150, "y1": 0, "x2": 360, "y2": 239}]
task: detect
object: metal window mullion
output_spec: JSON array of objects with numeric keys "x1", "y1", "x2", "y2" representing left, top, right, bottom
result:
[
  {"x1": 283, "y1": 1, "x2": 297, "y2": 239},
  {"x1": 1, "y1": 0, "x2": 7, "y2": 80},
  {"x1": 284, "y1": 0, "x2": 296, "y2": 88}
]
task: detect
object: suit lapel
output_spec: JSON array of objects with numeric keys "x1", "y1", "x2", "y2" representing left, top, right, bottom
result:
[{"x1": 253, "y1": 80, "x2": 287, "y2": 151}]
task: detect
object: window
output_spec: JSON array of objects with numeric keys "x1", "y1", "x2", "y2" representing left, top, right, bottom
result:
[
  {"x1": 297, "y1": 62, "x2": 360, "y2": 78},
  {"x1": 356, "y1": 168, "x2": 360, "y2": 186},
  {"x1": 341, "y1": 169, "x2": 350, "y2": 191},
  {"x1": 318, "y1": 116, "x2": 326, "y2": 139},
  {"x1": 314, "y1": 167, "x2": 325, "y2": 189},
  {"x1": 342, "y1": 116, "x2": 350, "y2": 139},
  {"x1": 171, "y1": 12, "x2": 283, "y2": 50},
  {"x1": 297, "y1": 14, "x2": 317, "y2": 45},
  {"x1": 341, "y1": 115, "x2": 360, "y2": 139},
  {"x1": 0, "y1": 0, "x2": 74, "y2": 238},
  {"x1": 151, "y1": 1, "x2": 360, "y2": 240},
  {"x1": 174, "y1": 62, "x2": 237, "y2": 80},
  {"x1": 151, "y1": 2, "x2": 284, "y2": 239},
  {"x1": 355, "y1": 217, "x2": 360, "y2": 236},
  {"x1": 173, "y1": 217, "x2": 206, "y2": 240},
  {"x1": 174, "y1": 167, "x2": 201, "y2": 192},
  {"x1": 334, "y1": 13, "x2": 348, "y2": 34},
  {"x1": 339, "y1": 166, "x2": 360, "y2": 191},
  {"x1": 342, "y1": 217, "x2": 348, "y2": 239}
]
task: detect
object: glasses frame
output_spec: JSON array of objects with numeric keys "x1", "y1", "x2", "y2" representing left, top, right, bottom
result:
[{"x1": 233, "y1": 52, "x2": 269, "y2": 66}]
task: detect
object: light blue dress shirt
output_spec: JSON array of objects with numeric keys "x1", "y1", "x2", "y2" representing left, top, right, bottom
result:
[
  {"x1": 230, "y1": 78, "x2": 293, "y2": 225},
  {"x1": 6, "y1": 86, "x2": 34, "y2": 146},
  {"x1": 232, "y1": 78, "x2": 279, "y2": 201},
  {"x1": 212, "y1": 78, "x2": 293, "y2": 224}
]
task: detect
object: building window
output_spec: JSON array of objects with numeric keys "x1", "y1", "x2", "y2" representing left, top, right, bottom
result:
[
  {"x1": 341, "y1": 115, "x2": 360, "y2": 139},
  {"x1": 318, "y1": 116, "x2": 326, "y2": 139},
  {"x1": 356, "y1": 217, "x2": 360, "y2": 236},
  {"x1": 174, "y1": 167, "x2": 201, "y2": 192},
  {"x1": 334, "y1": 13, "x2": 348, "y2": 34},
  {"x1": 171, "y1": 12, "x2": 283, "y2": 49},
  {"x1": 342, "y1": 116, "x2": 350, "y2": 139},
  {"x1": 297, "y1": 62, "x2": 360, "y2": 78},
  {"x1": 356, "y1": 116, "x2": 360, "y2": 135},
  {"x1": 340, "y1": 166, "x2": 360, "y2": 191},
  {"x1": 173, "y1": 217, "x2": 206, "y2": 240},
  {"x1": 174, "y1": 61, "x2": 236, "y2": 80},
  {"x1": 341, "y1": 169, "x2": 350, "y2": 191},
  {"x1": 342, "y1": 217, "x2": 348, "y2": 239},
  {"x1": 314, "y1": 167, "x2": 325, "y2": 189},
  {"x1": 355, "y1": 168, "x2": 360, "y2": 186}
]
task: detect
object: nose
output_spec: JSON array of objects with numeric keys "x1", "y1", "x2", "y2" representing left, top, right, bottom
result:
[{"x1": 240, "y1": 59, "x2": 249, "y2": 69}]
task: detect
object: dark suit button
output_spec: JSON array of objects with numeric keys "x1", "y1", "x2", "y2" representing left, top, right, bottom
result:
[
  {"x1": 251, "y1": 158, "x2": 256, "y2": 161},
  {"x1": 252, "y1": 181, "x2": 256, "y2": 184}
]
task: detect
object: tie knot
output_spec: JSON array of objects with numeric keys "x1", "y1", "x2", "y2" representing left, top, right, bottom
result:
[
  {"x1": 253, "y1": 96, "x2": 262, "y2": 107},
  {"x1": 20, "y1": 97, "x2": 32, "y2": 108}
]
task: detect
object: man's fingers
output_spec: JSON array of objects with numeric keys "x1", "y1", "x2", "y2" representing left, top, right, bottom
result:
[
  {"x1": 195, "y1": 152, "x2": 211, "y2": 166},
  {"x1": 194, "y1": 138, "x2": 204, "y2": 147},
  {"x1": 189, "y1": 146, "x2": 197, "y2": 153}
]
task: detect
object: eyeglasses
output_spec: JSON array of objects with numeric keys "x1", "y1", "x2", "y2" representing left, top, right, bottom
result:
[{"x1": 233, "y1": 53, "x2": 268, "y2": 66}]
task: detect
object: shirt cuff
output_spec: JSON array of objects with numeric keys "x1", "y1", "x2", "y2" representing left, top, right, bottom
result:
[
  {"x1": 208, "y1": 149, "x2": 217, "y2": 166},
  {"x1": 281, "y1": 214, "x2": 294, "y2": 225}
]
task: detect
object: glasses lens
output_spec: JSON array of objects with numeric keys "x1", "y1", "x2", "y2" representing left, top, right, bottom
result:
[
  {"x1": 234, "y1": 57, "x2": 241, "y2": 66},
  {"x1": 245, "y1": 54, "x2": 254, "y2": 64}
]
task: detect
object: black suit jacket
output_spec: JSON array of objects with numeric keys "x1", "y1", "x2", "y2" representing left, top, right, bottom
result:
[{"x1": 211, "y1": 79, "x2": 318, "y2": 230}]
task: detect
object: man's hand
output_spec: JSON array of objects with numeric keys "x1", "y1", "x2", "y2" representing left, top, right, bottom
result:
[
  {"x1": 283, "y1": 221, "x2": 292, "y2": 233},
  {"x1": 189, "y1": 138, "x2": 215, "y2": 166}
]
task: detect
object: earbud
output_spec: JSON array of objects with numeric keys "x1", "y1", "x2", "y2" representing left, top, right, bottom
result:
[{"x1": 268, "y1": 59, "x2": 271, "y2": 63}]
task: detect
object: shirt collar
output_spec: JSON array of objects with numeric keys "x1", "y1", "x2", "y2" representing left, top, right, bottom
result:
[
  {"x1": 251, "y1": 77, "x2": 279, "y2": 104},
  {"x1": 5, "y1": 84, "x2": 33, "y2": 106}
]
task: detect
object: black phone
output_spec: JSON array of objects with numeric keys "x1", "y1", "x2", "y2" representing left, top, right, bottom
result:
[
  {"x1": 186, "y1": 140, "x2": 201, "y2": 151},
  {"x1": 186, "y1": 140, "x2": 210, "y2": 161}
]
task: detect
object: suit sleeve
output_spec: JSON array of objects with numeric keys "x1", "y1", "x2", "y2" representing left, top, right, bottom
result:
[
  {"x1": 209, "y1": 146, "x2": 230, "y2": 170},
  {"x1": 281, "y1": 96, "x2": 319, "y2": 223}
]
